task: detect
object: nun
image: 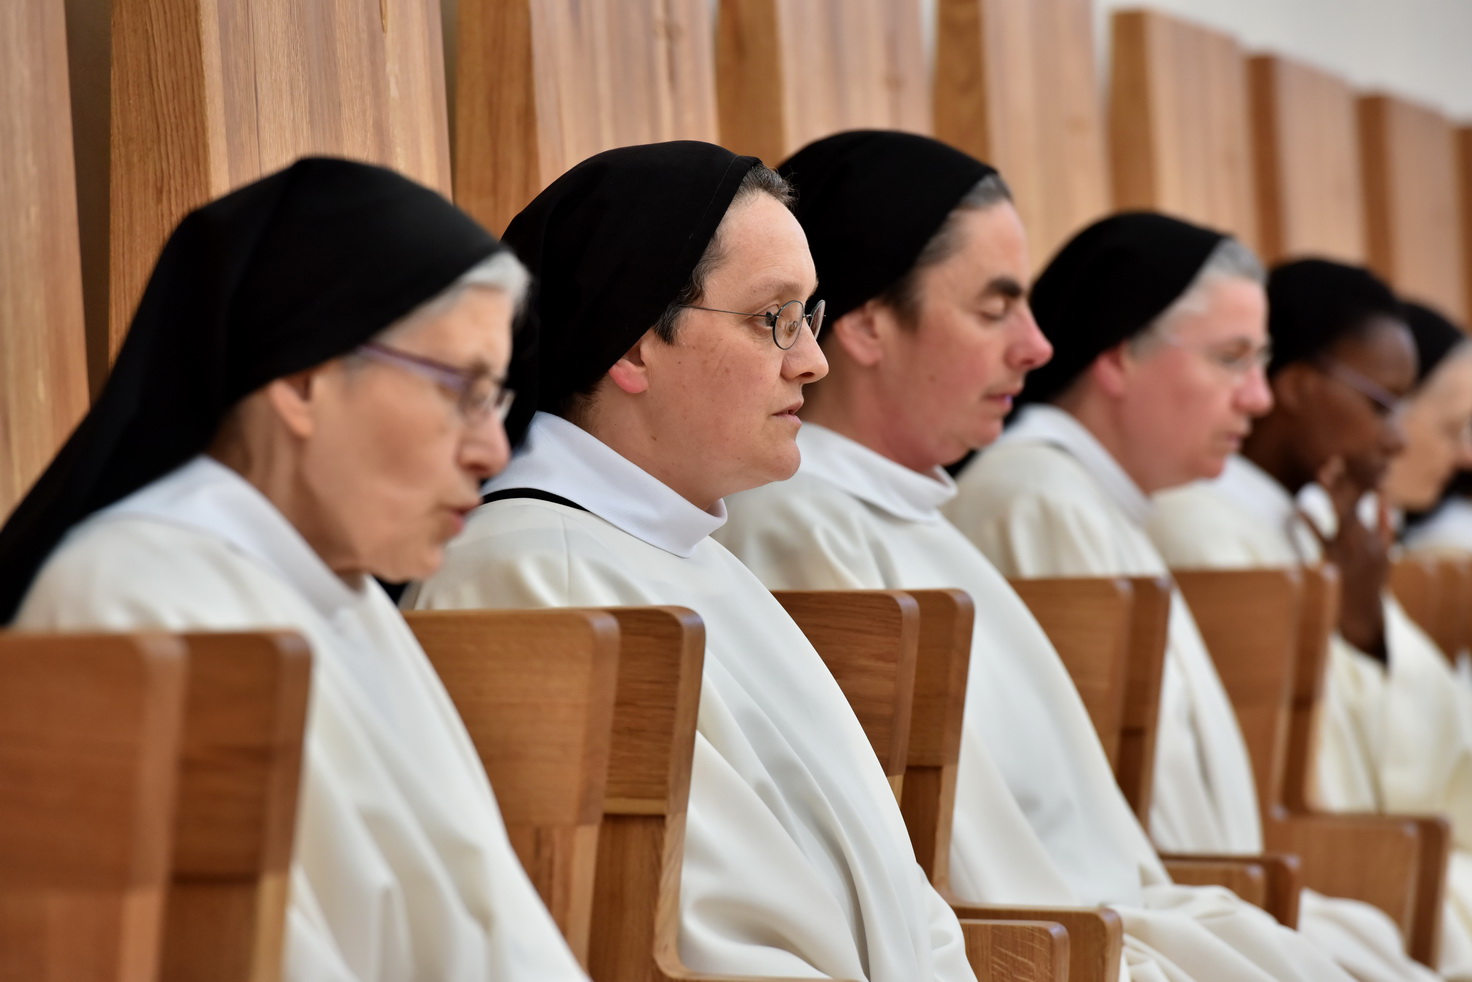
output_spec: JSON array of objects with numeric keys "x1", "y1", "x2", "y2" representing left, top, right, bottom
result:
[
  {"x1": 1388, "y1": 303, "x2": 1472, "y2": 523},
  {"x1": 716, "y1": 130, "x2": 1373, "y2": 982},
  {"x1": 407, "y1": 141, "x2": 977, "y2": 982},
  {"x1": 1149, "y1": 261, "x2": 1472, "y2": 980},
  {"x1": 944, "y1": 216, "x2": 1441, "y2": 982},
  {"x1": 0, "y1": 159, "x2": 587, "y2": 982}
]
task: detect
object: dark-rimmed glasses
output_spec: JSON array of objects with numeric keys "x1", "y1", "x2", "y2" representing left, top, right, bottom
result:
[
  {"x1": 356, "y1": 342, "x2": 515, "y2": 422},
  {"x1": 678, "y1": 298, "x2": 825, "y2": 350},
  {"x1": 1315, "y1": 357, "x2": 1401, "y2": 417}
]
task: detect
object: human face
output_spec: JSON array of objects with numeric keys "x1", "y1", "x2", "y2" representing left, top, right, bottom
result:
[
  {"x1": 635, "y1": 192, "x2": 826, "y2": 507},
  {"x1": 1281, "y1": 317, "x2": 1416, "y2": 493},
  {"x1": 299, "y1": 286, "x2": 514, "y2": 580},
  {"x1": 873, "y1": 203, "x2": 1051, "y2": 469},
  {"x1": 1115, "y1": 278, "x2": 1273, "y2": 492},
  {"x1": 1385, "y1": 349, "x2": 1472, "y2": 510}
]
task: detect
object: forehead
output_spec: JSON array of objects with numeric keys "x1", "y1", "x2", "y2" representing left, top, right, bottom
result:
[
  {"x1": 925, "y1": 202, "x2": 1030, "y2": 285},
  {"x1": 1168, "y1": 277, "x2": 1267, "y2": 341},
  {"x1": 393, "y1": 286, "x2": 515, "y2": 364},
  {"x1": 1332, "y1": 315, "x2": 1417, "y2": 384},
  {"x1": 709, "y1": 193, "x2": 817, "y2": 298}
]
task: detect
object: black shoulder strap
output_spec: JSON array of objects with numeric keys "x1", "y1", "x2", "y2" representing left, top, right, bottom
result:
[{"x1": 480, "y1": 487, "x2": 588, "y2": 511}]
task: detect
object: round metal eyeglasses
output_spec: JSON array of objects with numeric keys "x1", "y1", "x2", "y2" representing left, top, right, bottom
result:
[{"x1": 678, "y1": 298, "x2": 825, "y2": 350}]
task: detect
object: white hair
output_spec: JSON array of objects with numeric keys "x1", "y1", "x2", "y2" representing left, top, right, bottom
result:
[
  {"x1": 377, "y1": 249, "x2": 531, "y2": 343},
  {"x1": 1131, "y1": 237, "x2": 1265, "y2": 351}
]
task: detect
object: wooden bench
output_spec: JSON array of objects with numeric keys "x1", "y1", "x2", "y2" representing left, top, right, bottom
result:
[{"x1": 0, "y1": 632, "x2": 188, "y2": 982}]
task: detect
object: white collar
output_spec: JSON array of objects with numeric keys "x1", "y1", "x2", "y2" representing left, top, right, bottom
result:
[
  {"x1": 483, "y1": 412, "x2": 726, "y2": 558},
  {"x1": 998, "y1": 404, "x2": 1153, "y2": 525},
  {"x1": 1213, "y1": 454, "x2": 1299, "y2": 532},
  {"x1": 797, "y1": 424, "x2": 955, "y2": 523},
  {"x1": 98, "y1": 456, "x2": 368, "y2": 621}
]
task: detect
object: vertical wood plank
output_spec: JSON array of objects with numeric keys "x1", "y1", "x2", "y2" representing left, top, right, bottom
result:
[
  {"x1": 0, "y1": 0, "x2": 90, "y2": 521},
  {"x1": 1360, "y1": 94, "x2": 1467, "y2": 322}
]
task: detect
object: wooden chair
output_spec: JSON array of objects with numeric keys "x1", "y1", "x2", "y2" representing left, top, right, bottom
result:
[
  {"x1": 776, "y1": 588, "x2": 1097, "y2": 982},
  {"x1": 160, "y1": 632, "x2": 312, "y2": 982},
  {"x1": 932, "y1": 0, "x2": 1112, "y2": 271},
  {"x1": 1119, "y1": 576, "x2": 1171, "y2": 824},
  {"x1": 1390, "y1": 554, "x2": 1471, "y2": 665},
  {"x1": 1175, "y1": 567, "x2": 1445, "y2": 964},
  {"x1": 407, "y1": 608, "x2": 621, "y2": 966},
  {"x1": 1, "y1": 0, "x2": 89, "y2": 519},
  {"x1": 0, "y1": 632, "x2": 188, "y2": 982},
  {"x1": 716, "y1": 0, "x2": 932, "y2": 165}
]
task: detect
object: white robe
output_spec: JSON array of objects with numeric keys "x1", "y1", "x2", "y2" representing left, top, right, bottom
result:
[
  {"x1": 12, "y1": 457, "x2": 587, "y2": 982},
  {"x1": 1150, "y1": 454, "x2": 1472, "y2": 980},
  {"x1": 407, "y1": 412, "x2": 976, "y2": 982},
  {"x1": 946, "y1": 405, "x2": 1438, "y2": 982},
  {"x1": 716, "y1": 422, "x2": 1404, "y2": 982},
  {"x1": 1404, "y1": 499, "x2": 1472, "y2": 557}
]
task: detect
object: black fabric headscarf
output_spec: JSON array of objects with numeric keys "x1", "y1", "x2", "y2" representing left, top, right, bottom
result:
[
  {"x1": 1265, "y1": 259, "x2": 1404, "y2": 376},
  {"x1": 1403, "y1": 301, "x2": 1467, "y2": 384},
  {"x1": 0, "y1": 156, "x2": 503, "y2": 623},
  {"x1": 1020, "y1": 212, "x2": 1228, "y2": 405},
  {"x1": 500, "y1": 141, "x2": 761, "y2": 423},
  {"x1": 777, "y1": 130, "x2": 998, "y2": 325}
]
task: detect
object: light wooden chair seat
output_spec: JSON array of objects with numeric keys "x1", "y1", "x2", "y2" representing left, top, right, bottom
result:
[
  {"x1": 160, "y1": 632, "x2": 312, "y2": 982},
  {"x1": 776, "y1": 588, "x2": 1107, "y2": 982},
  {"x1": 1176, "y1": 566, "x2": 1446, "y2": 965},
  {"x1": 0, "y1": 632, "x2": 188, "y2": 982}
]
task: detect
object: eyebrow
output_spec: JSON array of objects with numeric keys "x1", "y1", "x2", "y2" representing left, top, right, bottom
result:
[
  {"x1": 745, "y1": 279, "x2": 817, "y2": 306},
  {"x1": 978, "y1": 276, "x2": 1026, "y2": 301}
]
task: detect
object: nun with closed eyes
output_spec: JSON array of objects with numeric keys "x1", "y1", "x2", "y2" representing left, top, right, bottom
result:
[
  {"x1": 0, "y1": 158, "x2": 588, "y2": 982},
  {"x1": 407, "y1": 140, "x2": 978, "y2": 982}
]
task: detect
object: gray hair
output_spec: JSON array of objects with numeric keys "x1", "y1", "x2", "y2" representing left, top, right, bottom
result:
[
  {"x1": 377, "y1": 249, "x2": 531, "y2": 343},
  {"x1": 875, "y1": 173, "x2": 1014, "y2": 325},
  {"x1": 1130, "y1": 236, "x2": 1266, "y2": 352}
]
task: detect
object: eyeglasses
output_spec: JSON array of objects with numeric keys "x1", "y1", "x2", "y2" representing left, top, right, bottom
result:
[
  {"x1": 356, "y1": 342, "x2": 515, "y2": 422},
  {"x1": 1158, "y1": 334, "x2": 1273, "y2": 376},
  {"x1": 1314, "y1": 357, "x2": 1402, "y2": 417},
  {"x1": 677, "y1": 298, "x2": 825, "y2": 350}
]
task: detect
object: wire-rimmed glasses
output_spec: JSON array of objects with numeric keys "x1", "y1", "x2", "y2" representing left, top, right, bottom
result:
[
  {"x1": 1314, "y1": 357, "x2": 1402, "y2": 417},
  {"x1": 678, "y1": 298, "x2": 825, "y2": 349},
  {"x1": 356, "y1": 342, "x2": 515, "y2": 422}
]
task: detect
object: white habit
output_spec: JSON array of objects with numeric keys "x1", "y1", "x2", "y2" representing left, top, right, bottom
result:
[
  {"x1": 1404, "y1": 498, "x2": 1472, "y2": 557},
  {"x1": 13, "y1": 456, "x2": 587, "y2": 982},
  {"x1": 946, "y1": 405, "x2": 1440, "y2": 982},
  {"x1": 718, "y1": 423, "x2": 1386, "y2": 982},
  {"x1": 1149, "y1": 453, "x2": 1472, "y2": 980},
  {"x1": 407, "y1": 412, "x2": 976, "y2": 982}
]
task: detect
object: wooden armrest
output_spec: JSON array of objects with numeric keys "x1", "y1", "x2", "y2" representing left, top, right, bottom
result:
[
  {"x1": 953, "y1": 904, "x2": 1121, "y2": 982},
  {"x1": 1160, "y1": 852, "x2": 1301, "y2": 927},
  {"x1": 959, "y1": 918, "x2": 1069, "y2": 982}
]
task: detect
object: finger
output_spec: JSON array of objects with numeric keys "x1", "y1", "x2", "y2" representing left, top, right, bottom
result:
[
  {"x1": 1297, "y1": 506, "x2": 1332, "y2": 550},
  {"x1": 1375, "y1": 494, "x2": 1396, "y2": 548}
]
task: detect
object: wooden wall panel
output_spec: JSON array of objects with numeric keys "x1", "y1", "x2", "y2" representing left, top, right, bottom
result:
[
  {"x1": 110, "y1": 0, "x2": 453, "y2": 359},
  {"x1": 1360, "y1": 94, "x2": 1467, "y2": 323},
  {"x1": 934, "y1": 0, "x2": 1111, "y2": 270},
  {"x1": 454, "y1": 0, "x2": 718, "y2": 235},
  {"x1": 717, "y1": 0, "x2": 931, "y2": 167},
  {"x1": 1249, "y1": 55, "x2": 1367, "y2": 266},
  {"x1": 1461, "y1": 128, "x2": 1472, "y2": 326},
  {"x1": 0, "y1": 0, "x2": 89, "y2": 520},
  {"x1": 1109, "y1": 9, "x2": 1259, "y2": 250}
]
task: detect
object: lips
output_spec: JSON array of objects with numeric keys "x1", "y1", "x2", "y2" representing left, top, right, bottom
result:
[{"x1": 774, "y1": 399, "x2": 803, "y2": 417}]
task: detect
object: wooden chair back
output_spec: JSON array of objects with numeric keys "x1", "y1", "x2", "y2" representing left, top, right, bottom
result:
[
  {"x1": 1284, "y1": 565, "x2": 1338, "y2": 813},
  {"x1": 1108, "y1": 9, "x2": 1258, "y2": 248},
  {"x1": 406, "y1": 608, "x2": 619, "y2": 965},
  {"x1": 1009, "y1": 577, "x2": 1133, "y2": 768},
  {"x1": 717, "y1": 0, "x2": 931, "y2": 166},
  {"x1": 0, "y1": 633, "x2": 188, "y2": 982},
  {"x1": 110, "y1": 0, "x2": 453, "y2": 358},
  {"x1": 1462, "y1": 127, "x2": 1472, "y2": 320},
  {"x1": 933, "y1": 0, "x2": 1111, "y2": 270},
  {"x1": 1434, "y1": 556, "x2": 1472, "y2": 662},
  {"x1": 160, "y1": 632, "x2": 312, "y2": 982},
  {"x1": 1172, "y1": 568, "x2": 1300, "y2": 818},
  {"x1": 1361, "y1": 93, "x2": 1468, "y2": 323},
  {"x1": 1248, "y1": 55, "x2": 1368, "y2": 265},
  {"x1": 1, "y1": 0, "x2": 89, "y2": 520},
  {"x1": 774, "y1": 590, "x2": 920, "y2": 800},
  {"x1": 451, "y1": 0, "x2": 719, "y2": 233},
  {"x1": 1118, "y1": 576, "x2": 1171, "y2": 824}
]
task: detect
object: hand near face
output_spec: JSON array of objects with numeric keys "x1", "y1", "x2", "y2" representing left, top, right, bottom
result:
[{"x1": 1303, "y1": 455, "x2": 1391, "y2": 660}]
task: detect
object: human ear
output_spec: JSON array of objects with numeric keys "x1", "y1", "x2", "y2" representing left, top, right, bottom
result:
[
  {"x1": 1089, "y1": 343, "x2": 1132, "y2": 399},
  {"x1": 832, "y1": 301, "x2": 888, "y2": 368},
  {"x1": 1269, "y1": 363, "x2": 1312, "y2": 416},
  {"x1": 607, "y1": 329, "x2": 655, "y2": 395},
  {"x1": 263, "y1": 370, "x2": 319, "y2": 439}
]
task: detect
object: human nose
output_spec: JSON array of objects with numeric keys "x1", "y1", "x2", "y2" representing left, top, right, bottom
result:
[
  {"x1": 460, "y1": 413, "x2": 511, "y2": 480},
  {"x1": 1236, "y1": 364, "x2": 1274, "y2": 416},
  {"x1": 1382, "y1": 413, "x2": 1408, "y2": 459},
  {"x1": 783, "y1": 321, "x2": 829, "y2": 382},
  {"x1": 1009, "y1": 304, "x2": 1053, "y2": 371}
]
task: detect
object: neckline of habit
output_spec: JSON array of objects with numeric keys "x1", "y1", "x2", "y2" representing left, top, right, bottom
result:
[
  {"x1": 91, "y1": 455, "x2": 368, "y2": 621},
  {"x1": 480, "y1": 412, "x2": 726, "y2": 558},
  {"x1": 998, "y1": 404, "x2": 1154, "y2": 526},
  {"x1": 797, "y1": 423, "x2": 955, "y2": 523}
]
